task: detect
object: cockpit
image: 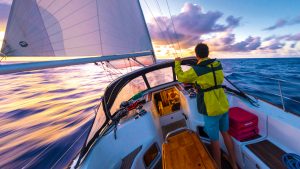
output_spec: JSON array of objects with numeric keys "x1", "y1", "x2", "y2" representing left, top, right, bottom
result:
[{"x1": 71, "y1": 58, "x2": 300, "y2": 169}]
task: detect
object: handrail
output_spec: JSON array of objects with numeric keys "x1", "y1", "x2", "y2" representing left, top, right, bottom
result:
[
  {"x1": 238, "y1": 83, "x2": 300, "y2": 104},
  {"x1": 228, "y1": 72, "x2": 300, "y2": 86},
  {"x1": 228, "y1": 73, "x2": 300, "y2": 112},
  {"x1": 165, "y1": 127, "x2": 192, "y2": 142}
]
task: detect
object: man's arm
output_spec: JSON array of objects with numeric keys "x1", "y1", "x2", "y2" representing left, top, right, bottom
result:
[{"x1": 174, "y1": 59, "x2": 198, "y2": 83}]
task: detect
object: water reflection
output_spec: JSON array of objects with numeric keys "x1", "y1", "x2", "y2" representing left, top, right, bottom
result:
[{"x1": 0, "y1": 63, "x2": 121, "y2": 168}]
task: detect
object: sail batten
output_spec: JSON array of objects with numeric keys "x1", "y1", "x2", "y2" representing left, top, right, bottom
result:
[{"x1": 1, "y1": 0, "x2": 155, "y2": 68}]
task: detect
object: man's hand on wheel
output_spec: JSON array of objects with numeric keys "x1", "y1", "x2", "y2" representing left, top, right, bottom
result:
[{"x1": 175, "y1": 57, "x2": 181, "y2": 61}]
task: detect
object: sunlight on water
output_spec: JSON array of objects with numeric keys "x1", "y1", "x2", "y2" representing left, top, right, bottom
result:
[
  {"x1": 0, "y1": 58, "x2": 299, "y2": 168},
  {"x1": 0, "y1": 63, "x2": 124, "y2": 168}
]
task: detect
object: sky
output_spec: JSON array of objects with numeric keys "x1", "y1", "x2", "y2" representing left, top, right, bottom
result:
[{"x1": 0, "y1": 0, "x2": 300, "y2": 58}]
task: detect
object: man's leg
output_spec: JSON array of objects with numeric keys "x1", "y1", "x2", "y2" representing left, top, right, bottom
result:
[
  {"x1": 203, "y1": 115, "x2": 222, "y2": 168},
  {"x1": 211, "y1": 140, "x2": 221, "y2": 169},
  {"x1": 219, "y1": 113, "x2": 238, "y2": 169},
  {"x1": 221, "y1": 132, "x2": 238, "y2": 169}
]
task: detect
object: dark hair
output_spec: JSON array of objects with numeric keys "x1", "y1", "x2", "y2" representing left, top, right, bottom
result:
[{"x1": 195, "y1": 43, "x2": 209, "y2": 58}]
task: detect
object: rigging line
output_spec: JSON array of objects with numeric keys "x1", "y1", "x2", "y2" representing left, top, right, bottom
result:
[
  {"x1": 95, "y1": 0, "x2": 104, "y2": 56},
  {"x1": 106, "y1": 61, "x2": 123, "y2": 75},
  {"x1": 50, "y1": 126, "x2": 91, "y2": 169},
  {"x1": 131, "y1": 57, "x2": 146, "y2": 67},
  {"x1": 129, "y1": 58, "x2": 133, "y2": 72},
  {"x1": 165, "y1": 0, "x2": 183, "y2": 57},
  {"x1": 20, "y1": 115, "x2": 92, "y2": 169},
  {"x1": 98, "y1": 62, "x2": 112, "y2": 82},
  {"x1": 142, "y1": 0, "x2": 177, "y2": 58},
  {"x1": 154, "y1": 0, "x2": 164, "y2": 16},
  {"x1": 101, "y1": 62, "x2": 114, "y2": 82},
  {"x1": 0, "y1": 55, "x2": 6, "y2": 62},
  {"x1": 124, "y1": 59, "x2": 129, "y2": 74},
  {"x1": 142, "y1": 0, "x2": 172, "y2": 46}
]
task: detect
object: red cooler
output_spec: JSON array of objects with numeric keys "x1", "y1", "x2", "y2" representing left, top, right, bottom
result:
[{"x1": 228, "y1": 107, "x2": 259, "y2": 141}]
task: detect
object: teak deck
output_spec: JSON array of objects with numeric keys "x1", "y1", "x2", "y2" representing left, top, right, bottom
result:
[
  {"x1": 162, "y1": 131, "x2": 217, "y2": 169},
  {"x1": 246, "y1": 140, "x2": 286, "y2": 169}
]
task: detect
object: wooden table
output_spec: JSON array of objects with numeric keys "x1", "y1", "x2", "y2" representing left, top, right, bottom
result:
[{"x1": 162, "y1": 131, "x2": 217, "y2": 169}]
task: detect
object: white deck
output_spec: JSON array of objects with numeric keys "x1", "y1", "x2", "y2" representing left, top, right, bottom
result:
[{"x1": 79, "y1": 82, "x2": 300, "y2": 169}]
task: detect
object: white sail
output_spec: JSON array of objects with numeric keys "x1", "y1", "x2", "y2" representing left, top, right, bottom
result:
[{"x1": 1, "y1": 0, "x2": 155, "y2": 67}]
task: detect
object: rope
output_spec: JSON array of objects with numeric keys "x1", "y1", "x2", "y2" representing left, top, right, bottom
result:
[
  {"x1": 282, "y1": 153, "x2": 300, "y2": 169},
  {"x1": 165, "y1": 0, "x2": 183, "y2": 57},
  {"x1": 142, "y1": 0, "x2": 177, "y2": 58},
  {"x1": 100, "y1": 62, "x2": 113, "y2": 82},
  {"x1": 128, "y1": 58, "x2": 133, "y2": 72},
  {"x1": 0, "y1": 53, "x2": 7, "y2": 62},
  {"x1": 50, "y1": 126, "x2": 91, "y2": 169}
]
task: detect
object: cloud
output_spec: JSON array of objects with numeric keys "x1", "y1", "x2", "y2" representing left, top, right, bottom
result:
[
  {"x1": 204, "y1": 33, "x2": 262, "y2": 52},
  {"x1": 286, "y1": 33, "x2": 300, "y2": 41},
  {"x1": 264, "y1": 33, "x2": 300, "y2": 42},
  {"x1": 290, "y1": 43, "x2": 297, "y2": 48},
  {"x1": 264, "y1": 15, "x2": 300, "y2": 31},
  {"x1": 148, "y1": 2, "x2": 299, "y2": 57},
  {"x1": 261, "y1": 39, "x2": 285, "y2": 50},
  {"x1": 148, "y1": 3, "x2": 241, "y2": 49},
  {"x1": 231, "y1": 36, "x2": 261, "y2": 51}
]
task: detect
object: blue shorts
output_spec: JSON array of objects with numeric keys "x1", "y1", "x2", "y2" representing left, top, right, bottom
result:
[{"x1": 203, "y1": 112, "x2": 229, "y2": 141}]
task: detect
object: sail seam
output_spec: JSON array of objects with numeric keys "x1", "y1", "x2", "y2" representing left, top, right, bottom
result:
[
  {"x1": 35, "y1": 0, "x2": 55, "y2": 56},
  {"x1": 95, "y1": 0, "x2": 104, "y2": 56}
]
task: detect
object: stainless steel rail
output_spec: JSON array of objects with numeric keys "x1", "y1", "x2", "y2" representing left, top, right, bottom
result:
[{"x1": 227, "y1": 72, "x2": 300, "y2": 112}]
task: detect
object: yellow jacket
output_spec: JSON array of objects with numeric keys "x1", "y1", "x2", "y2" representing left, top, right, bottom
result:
[{"x1": 175, "y1": 58, "x2": 229, "y2": 116}]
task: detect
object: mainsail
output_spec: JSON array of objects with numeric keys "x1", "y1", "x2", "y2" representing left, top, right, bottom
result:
[{"x1": 0, "y1": 0, "x2": 155, "y2": 73}]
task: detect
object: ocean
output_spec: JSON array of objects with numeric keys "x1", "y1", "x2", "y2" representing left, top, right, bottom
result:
[{"x1": 0, "y1": 58, "x2": 299, "y2": 168}]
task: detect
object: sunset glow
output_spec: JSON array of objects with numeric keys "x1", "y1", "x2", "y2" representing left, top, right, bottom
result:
[{"x1": 1, "y1": 0, "x2": 300, "y2": 60}]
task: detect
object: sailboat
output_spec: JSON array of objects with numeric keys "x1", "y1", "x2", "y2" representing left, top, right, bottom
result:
[{"x1": 1, "y1": 0, "x2": 300, "y2": 169}]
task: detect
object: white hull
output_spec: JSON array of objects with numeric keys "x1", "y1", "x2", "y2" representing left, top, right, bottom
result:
[{"x1": 77, "y1": 82, "x2": 300, "y2": 169}]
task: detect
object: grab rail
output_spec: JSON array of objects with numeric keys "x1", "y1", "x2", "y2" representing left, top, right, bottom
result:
[
  {"x1": 165, "y1": 127, "x2": 193, "y2": 142},
  {"x1": 227, "y1": 73, "x2": 300, "y2": 113}
]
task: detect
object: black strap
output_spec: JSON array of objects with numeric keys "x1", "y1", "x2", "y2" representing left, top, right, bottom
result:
[
  {"x1": 198, "y1": 85, "x2": 223, "y2": 92},
  {"x1": 210, "y1": 64, "x2": 217, "y2": 87},
  {"x1": 194, "y1": 63, "x2": 221, "y2": 93}
]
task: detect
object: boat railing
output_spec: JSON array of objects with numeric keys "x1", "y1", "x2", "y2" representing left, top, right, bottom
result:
[{"x1": 227, "y1": 72, "x2": 300, "y2": 114}]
